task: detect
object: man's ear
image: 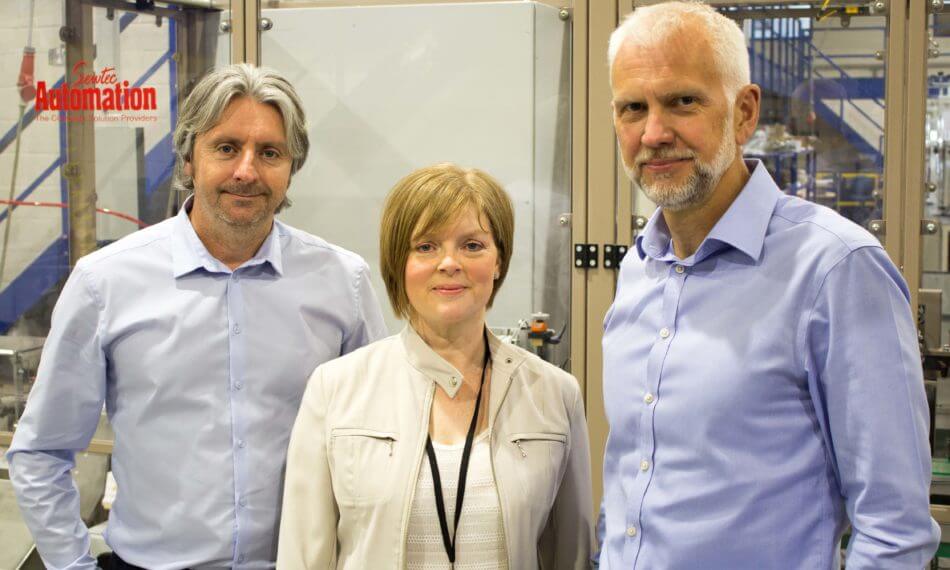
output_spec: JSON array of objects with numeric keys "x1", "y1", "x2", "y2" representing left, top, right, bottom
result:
[
  {"x1": 183, "y1": 158, "x2": 193, "y2": 178},
  {"x1": 734, "y1": 84, "x2": 761, "y2": 146}
]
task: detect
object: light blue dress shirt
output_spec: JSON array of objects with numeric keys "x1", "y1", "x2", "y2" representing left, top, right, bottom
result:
[
  {"x1": 599, "y1": 161, "x2": 940, "y2": 569},
  {"x1": 7, "y1": 198, "x2": 388, "y2": 570}
]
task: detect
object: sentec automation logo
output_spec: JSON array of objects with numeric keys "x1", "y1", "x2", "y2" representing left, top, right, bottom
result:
[{"x1": 34, "y1": 60, "x2": 158, "y2": 121}]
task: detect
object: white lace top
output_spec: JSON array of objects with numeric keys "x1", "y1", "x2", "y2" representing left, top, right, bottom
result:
[{"x1": 406, "y1": 432, "x2": 508, "y2": 569}]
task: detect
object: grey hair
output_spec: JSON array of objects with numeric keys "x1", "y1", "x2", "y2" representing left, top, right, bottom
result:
[
  {"x1": 608, "y1": 1, "x2": 749, "y2": 103},
  {"x1": 172, "y1": 63, "x2": 309, "y2": 211}
]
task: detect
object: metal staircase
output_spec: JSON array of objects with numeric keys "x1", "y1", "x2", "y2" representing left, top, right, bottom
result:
[{"x1": 748, "y1": 16, "x2": 885, "y2": 165}]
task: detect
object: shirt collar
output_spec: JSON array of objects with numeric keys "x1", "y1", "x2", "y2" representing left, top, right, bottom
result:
[
  {"x1": 635, "y1": 159, "x2": 780, "y2": 264},
  {"x1": 171, "y1": 195, "x2": 284, "y2": 278},
  {"x1": 399, "y1": 324, "x2": 526, "y2": 400},
  {"x1": 635, "y1": 210, "x2": 673, "y2": 261}
]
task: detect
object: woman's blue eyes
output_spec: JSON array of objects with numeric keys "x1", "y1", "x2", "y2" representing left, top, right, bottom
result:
[{"x1": 415, "y1": 241, "x2": 485, "y2": 253}]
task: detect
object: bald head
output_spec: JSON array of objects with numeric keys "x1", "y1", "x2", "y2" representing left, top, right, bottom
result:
[{"x1": 608, "y1": 1, "x2": 749, "y2": 104}]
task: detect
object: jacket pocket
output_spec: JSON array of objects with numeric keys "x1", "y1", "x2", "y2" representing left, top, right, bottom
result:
[
  {"x1": 330, "y1": 428, "x2": 399, "y2": 506},
  {"x1": 508, "y1": 432, "x2": 567, "y2": 456},
  {"x1": 506, "y1": 432, "x2": 568, "y2": 513}
]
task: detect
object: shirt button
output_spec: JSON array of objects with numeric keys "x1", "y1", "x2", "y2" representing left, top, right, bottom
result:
[
  {"x1": 234, "y1": 381, "x2": 243, "y2": 390},
  {"x1": 237, "y1": 439, "x2": 246, "y2": 448},
  {"x1": 233, "y1": 274, "x2": 240, "y2": 282},
  {"x1": 627, "y1": 526, "x2": 637, "y2": 537},
  {"x1": 644, "y1": 393, "x2": 655, "y2": 404},
  {"x1": 659, "y1": 327, "x2": 670, "y2": 339},
  {"x1": 233, "y1": 324, "x2": 241, "y2": 335},
  {"x1": 450, "y1": 377, "x2": 458, "y2": 386},
  {"x1": 675, "y1": 265, "x2": 685, "y2": 274},
  {"x1": 238, "y1": 497, "x2": 247, "y2": 507},
  {"x1": 238, "y1": 554, "x2": 246, "y2": 563},
  {"x1": 640, "y1": 459, "x2": 651, "y2": 471}
]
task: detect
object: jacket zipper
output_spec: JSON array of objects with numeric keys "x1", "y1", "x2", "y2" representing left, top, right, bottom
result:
[
  {"x1": 359, "y1": 433, "x2": 396, "y2": 455},
  {"x1": 397, "y1": 383, "x2": 435, "y2": 569},
  {"x1": 488, "y1": 367, "x2": 515, "y2": 570}
]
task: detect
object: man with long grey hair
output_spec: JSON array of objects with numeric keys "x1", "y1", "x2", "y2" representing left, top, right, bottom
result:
[
  {"x1": 599, "y1": 1, "x2": 938, "y2": 568},
  {"x1": 7, "y1": 63, "x2": 387, "y2": 570}
]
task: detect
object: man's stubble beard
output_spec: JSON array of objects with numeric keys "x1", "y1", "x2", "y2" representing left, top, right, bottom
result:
[
  {"x1": 625, "y1": 117, "x2": 737, "y2": 212},
  {"x1": 210, "y1": 182, "x2": 276, "y2": 229}
]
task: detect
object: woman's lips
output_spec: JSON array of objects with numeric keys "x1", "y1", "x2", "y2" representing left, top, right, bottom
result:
[{"x1": 433, "y1": 286, "x2": 465, "y2": 296}]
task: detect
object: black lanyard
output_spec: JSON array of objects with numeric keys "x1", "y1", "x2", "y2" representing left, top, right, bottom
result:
[{"x1": 424, "y1": 330, "x2": 490, "y2": 566}]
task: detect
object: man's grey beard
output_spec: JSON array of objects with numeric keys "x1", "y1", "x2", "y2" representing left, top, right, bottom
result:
[{"x1": 624, "y1": 122, "x2": 736, "y2": 212}]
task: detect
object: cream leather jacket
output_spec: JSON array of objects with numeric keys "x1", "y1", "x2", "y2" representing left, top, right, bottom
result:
[{"x1": 277, "y1": 326, "x2": 593, "y2": 569}]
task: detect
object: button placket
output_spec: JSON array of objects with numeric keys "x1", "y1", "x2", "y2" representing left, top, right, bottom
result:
[
  {"x1": 226, "y1": 273, "x2": 250, "y2": 561},
  {"x1": 631, "y1": 259, "x2": 686, "y2": 562}
]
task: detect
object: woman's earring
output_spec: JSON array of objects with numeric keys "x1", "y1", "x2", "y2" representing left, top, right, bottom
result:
[{"x1": 494, "y1": 272, "x2": 500, "y2": 280}]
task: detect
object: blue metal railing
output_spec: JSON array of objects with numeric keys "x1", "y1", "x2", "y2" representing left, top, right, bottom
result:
[
  {"x1": 805, "y1": 41, "x2": 884, "y2": 111},
  {"x1": 0, "y1": 10, "x2": 180, "y2": 331},
  {"x1": 748, "y1": 15, "x2": 884, "y2": 156}
]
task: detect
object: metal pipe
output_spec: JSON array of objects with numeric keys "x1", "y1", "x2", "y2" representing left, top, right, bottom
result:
[
  {"x1": 0, "y1": 0, "x2": 36, "y2": 289},
  {"x1": 81, "y1": 0, "x2": 217, "y2": 19},
  {"x1": 0, "y1": 104, "x2": 27, "y2": 289},
  {"x1": 156, "y1": 0, "x2": 219, "y2": 8},
  {"x1": 769, "y1": 20, "x2": 775, "y2": 120},
  {"x1": 708, "y1": 0, "x2": 871, "y2": 6},
  {"x1": 779, "y1": 17, "x2": 784, "y2": 102},
  {"x1": 749, "y1": 20, "x2": 759, "y2": 83},
  {"x1": 784, "y1": 17, "x2": 789, "y2": 102},
  {"x1": 65, "y1": 1, "x2": 97, "y2": 267},
  {"x1": 26, "y1": 0, "x2": 35, "y2": 48},
  {"x1": 754, "y1": 20, "x2": 760, "y2": 90}
]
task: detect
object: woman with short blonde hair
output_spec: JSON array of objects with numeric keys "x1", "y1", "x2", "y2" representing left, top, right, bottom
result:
[
  {"x1": 278, "y1": 163, "x2": 593, "y2": 569},
  {"x1": 380, "y1": 164, "x2": 514, "y2": 316}
]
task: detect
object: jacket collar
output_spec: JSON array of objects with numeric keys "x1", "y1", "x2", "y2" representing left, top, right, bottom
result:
[{"x1": 400, "y1": 325, "x2": 528, "y2": 418}]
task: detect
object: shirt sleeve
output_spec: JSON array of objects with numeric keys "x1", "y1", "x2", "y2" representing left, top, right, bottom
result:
[
  {"x1": 5, "y1": 265, "x2": 107, "y2": 570},
  {"x1": 276, "y1": 366, "x2": 339, "y2": 568},
  {"x1": 593, "y1": 497, "x2": 606, "y2": 568},
  {"x1": 543, "y1": 378, "x2": 594, "y2": 569},
  {"x1": 341, "y1": 264, "x2": 388, "y2": 354},
  {"x1": 804, "y1": 246, "x2": 940, "y2": 568}
]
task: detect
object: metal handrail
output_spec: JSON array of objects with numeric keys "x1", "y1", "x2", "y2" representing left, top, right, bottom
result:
[
  {"x1": 788, "y1": 38, "x2": 885, "y2": 109},
  {"x1": 811, "y1": 67, "x2": 884, "y2": 132}
]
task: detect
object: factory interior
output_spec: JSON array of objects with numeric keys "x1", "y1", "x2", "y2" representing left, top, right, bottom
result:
[{"x1": 1, "y1": 0, "x2": 949, "y2": 567}]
